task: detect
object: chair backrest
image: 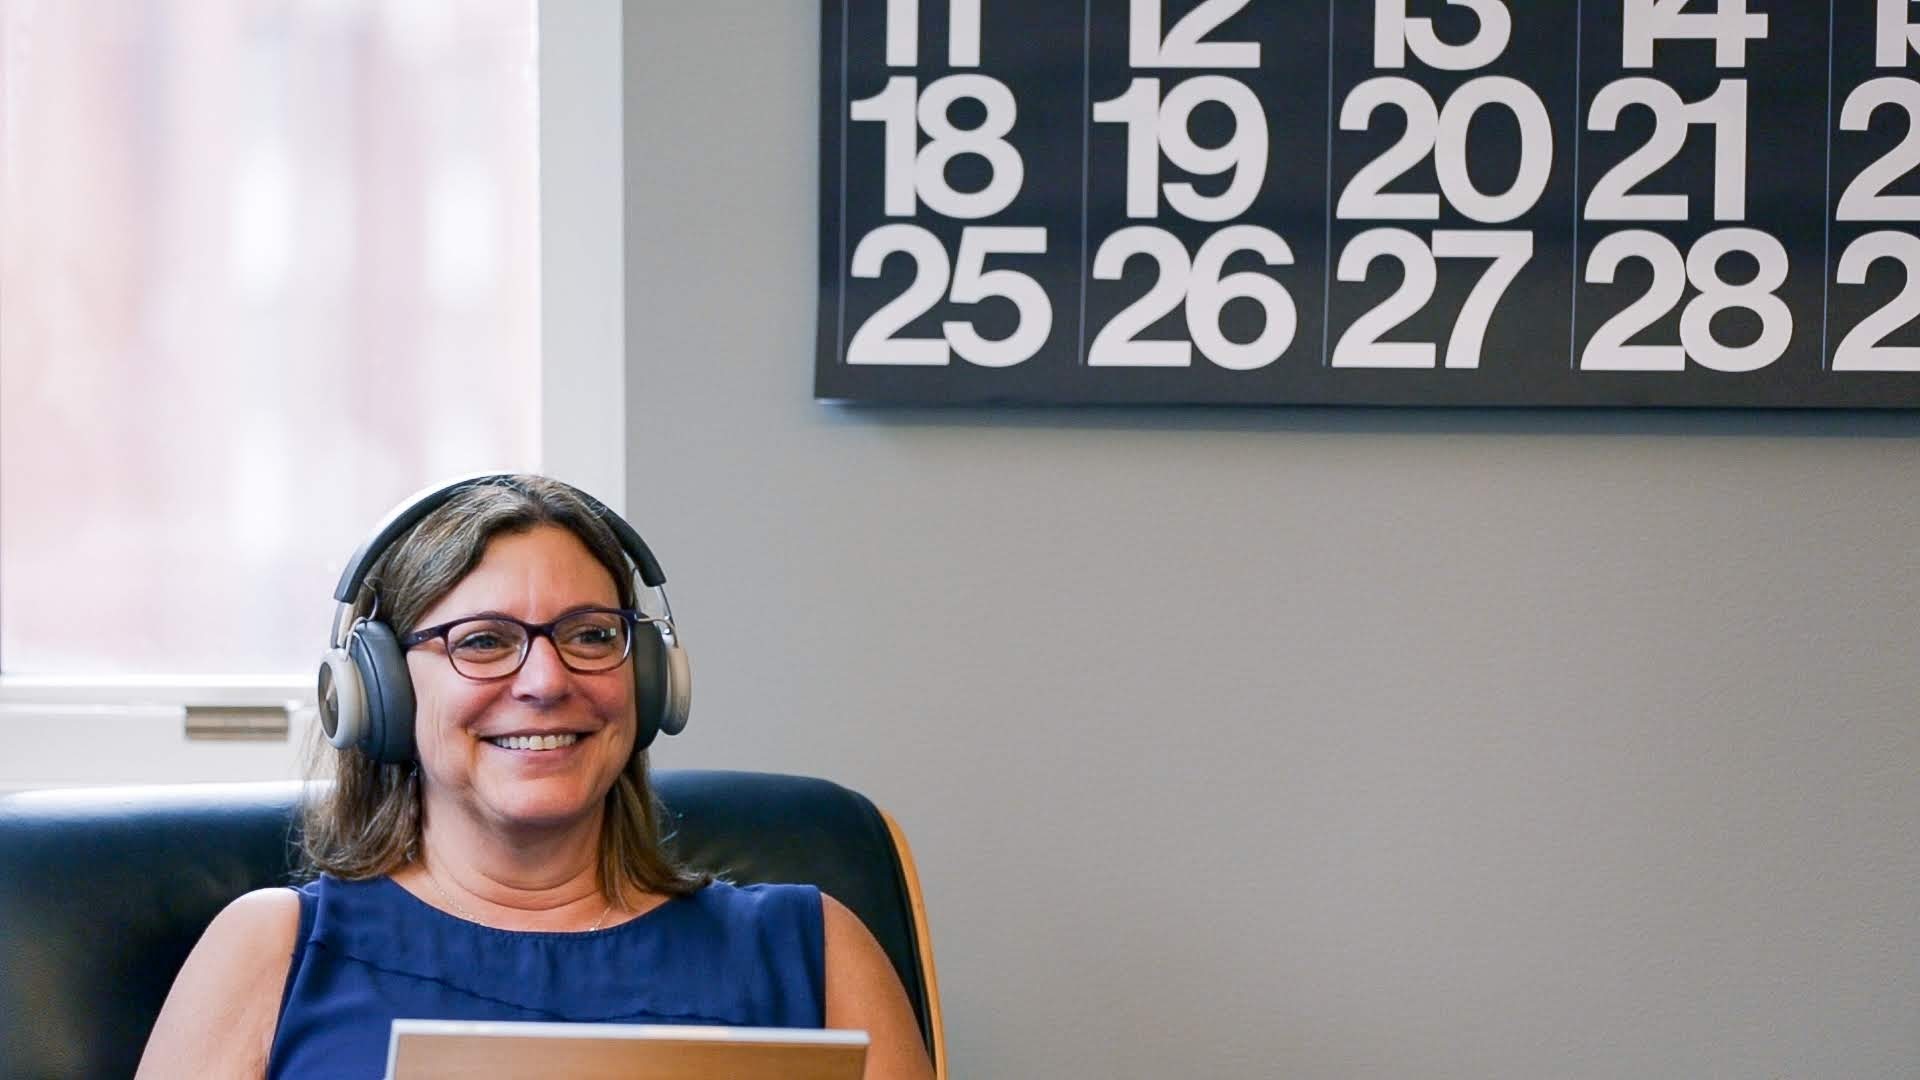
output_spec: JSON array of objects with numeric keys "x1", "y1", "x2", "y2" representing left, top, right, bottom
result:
[{"x1": 0, "y1": 769, "x2": 937, "y2": 1079}]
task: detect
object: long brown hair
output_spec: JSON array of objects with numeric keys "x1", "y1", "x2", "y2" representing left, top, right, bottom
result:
[{"x1": 299, "y1": 475, "x2": 707, "y2": 905}]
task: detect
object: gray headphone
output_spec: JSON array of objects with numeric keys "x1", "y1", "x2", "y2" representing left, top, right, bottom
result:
[{"x1": 316, "y1": 473, "x2": 691, "y2": 764}]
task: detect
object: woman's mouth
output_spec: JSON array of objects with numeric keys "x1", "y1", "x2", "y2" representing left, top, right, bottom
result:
[{"x1": 483, "y1": 733, "x2": 583, "y2": 751}]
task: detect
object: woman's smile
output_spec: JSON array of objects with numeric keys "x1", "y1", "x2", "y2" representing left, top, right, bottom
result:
[
  {"x1": 484, "y1": 732, "x2": 583, "y2": 751},
  {"x1": 477, "y1": 728, "x2": 596, "y2": 764}
]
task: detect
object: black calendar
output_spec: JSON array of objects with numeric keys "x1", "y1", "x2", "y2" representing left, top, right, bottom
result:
[{"x1": 816, "y1": 1, "x2": 1920, "y2": 407}]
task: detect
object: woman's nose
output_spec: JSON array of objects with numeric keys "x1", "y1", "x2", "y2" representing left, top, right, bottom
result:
[{"x1": 511, "y1": 634, "x2": 572, "y2": 700}]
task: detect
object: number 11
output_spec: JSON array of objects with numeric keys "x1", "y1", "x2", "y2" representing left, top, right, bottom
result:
[{"x1": 887, "y1": 0, "x2": 982, "y2": 68}]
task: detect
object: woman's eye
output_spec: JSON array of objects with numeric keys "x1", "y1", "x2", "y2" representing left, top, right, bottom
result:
[
  {"x1": 451, "y1": 630, "x2": 513, "y2": 655},
  {"x1": 564, "y1": 625, "x2": 619, "y2": 647}
]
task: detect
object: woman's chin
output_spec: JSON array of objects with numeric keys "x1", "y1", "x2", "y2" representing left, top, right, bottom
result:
[{"x1": 473, "y1": 776, "x2": 606, "y2": 831}]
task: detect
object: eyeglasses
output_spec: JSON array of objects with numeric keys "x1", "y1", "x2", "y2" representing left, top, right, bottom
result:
[{"x1": 399, "y1": 607, "x2": 654, "y2": 680}]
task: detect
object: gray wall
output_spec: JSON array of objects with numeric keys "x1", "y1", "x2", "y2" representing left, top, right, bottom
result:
[{"x1": 622, "y1": 6, "x2": 1920, "y2": 1076}]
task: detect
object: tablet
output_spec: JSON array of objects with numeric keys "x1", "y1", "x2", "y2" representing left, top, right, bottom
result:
[{"x1": 385, "y1": 1019, "x2": 869, "y2": 1080}]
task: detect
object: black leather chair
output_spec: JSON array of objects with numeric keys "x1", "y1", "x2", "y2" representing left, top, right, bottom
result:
[{"x1": 0, "y1": 770, "x2": 945, "y2": 1079}]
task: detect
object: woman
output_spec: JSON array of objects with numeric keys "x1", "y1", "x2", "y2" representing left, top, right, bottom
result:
[{"x1": 137, "y1": 475, "x2": 932, "y2": 1078}]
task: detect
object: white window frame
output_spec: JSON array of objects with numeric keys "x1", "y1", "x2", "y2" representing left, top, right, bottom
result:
[{"x1": 0, "y1": 0, "x2": 625, "y2": 716}]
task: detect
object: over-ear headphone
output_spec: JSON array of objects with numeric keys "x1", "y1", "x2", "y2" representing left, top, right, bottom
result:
[{"x1": 316, "y1": 473, "x2": 691, "y2": 764}]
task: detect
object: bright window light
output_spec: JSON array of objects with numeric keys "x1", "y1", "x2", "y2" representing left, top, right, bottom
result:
[{"x1": 0, "y1": 0, "x2": 541, "y2": 676}]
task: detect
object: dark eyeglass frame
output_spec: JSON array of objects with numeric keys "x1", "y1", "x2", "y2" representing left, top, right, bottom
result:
[{"x1": 399, "y1": 606, "x2": 657, "y2": 680}]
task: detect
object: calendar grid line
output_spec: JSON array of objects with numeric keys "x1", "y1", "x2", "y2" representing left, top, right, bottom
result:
[
  {"x1": 1320, "y1": 0, "x2": 1335, "y2": 369},
  {"x1": 1822, "y1": 0, "x2": 1836, "y2": 372},
  {"x1": 836, "y1": 0, "x2": 849, "y2": 366},
  {"x1": 1078, "y1": 0, "x2": 1092, "y2": 367},
  {"x1": 1568, "y1": 0, "x2": 1584, "y2": 372}
]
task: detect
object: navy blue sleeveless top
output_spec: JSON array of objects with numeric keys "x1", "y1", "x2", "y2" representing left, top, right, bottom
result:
[{"x1": 267, "y1": 875, "x2": 826, "y2": 1077}]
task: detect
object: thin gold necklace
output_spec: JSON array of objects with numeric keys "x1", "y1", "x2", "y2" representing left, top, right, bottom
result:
[{"x1": 421, "y1": 864, "x2": 616, "y2": 932}]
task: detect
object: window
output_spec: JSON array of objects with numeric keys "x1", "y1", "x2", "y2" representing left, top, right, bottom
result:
[
  {"x1": 0, "y1": 0, "x2": 628, "y2": 789},
  {"x1": 0, "y1": 0, "x2": 546, "y2": 681}
]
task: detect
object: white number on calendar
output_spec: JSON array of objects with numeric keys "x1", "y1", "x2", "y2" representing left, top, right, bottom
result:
[
  {"x1": 1834, "y1": 232, "x2": 1920, "y2": 371},
  {"x1": 1586, "y1": 79, "x2": 1747, "y2": 222},
  {"x1": 1620, "y1": 0, "x2": 1767, "y2": 69},
  {"x1": 1331, "y1": 229, "x2": 1533, "y2": 369},
  {"x1": 1089, "y1": 225, "x2": 1297, "y2": 370},
  {"x1": 850, "y1": 75, "x2": 1023, "y2": 219},
  {"x1": 848, "y1": 225, "x2": 1053, "y2": 368},
  {"x1": 1337, "y1": 76, "x2": 1553, "y2": 224},
  {"x1": 1878, "y1": 0, "x2": 1920, "y2": 67},
  {"x1": 1837, "y1": 78, "x2": 1920, "y2": 221},
  {"x1": 1093, "y1": 76, "x2": 1269, "y2": 222},
  {"x1": 1374, "y1": 0, "x2": 1512, "y2": 71},
  {"x1": 884, "y1": 0, "x2": 982, "y2": 68},
  {"x1": 1129, "y1": 0, "x2": 1259, "y2": 69},
  {"x1": 1581, "y1": 228, "x2": 1791, "y2": 372}
]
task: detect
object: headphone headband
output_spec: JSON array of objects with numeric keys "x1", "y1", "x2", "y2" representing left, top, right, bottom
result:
[{"x1": 331, "y1": 472, "x2": 667, "y2": 604}]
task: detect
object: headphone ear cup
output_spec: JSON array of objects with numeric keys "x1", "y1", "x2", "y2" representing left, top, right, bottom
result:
[
  {"x1": 348, "y1": 621, "x2": 417, "y2": 764},
  {"x1": 658, "y1": 635, "x2": 691, "y2": 737},
  {"x1": 318, "y1": 647, "x2": 366, "y2": 751},
  {"x1": 630, "y1": 621, "x2": 689, "y2": 748},
  {"x1": 629, "y1": 623, "x2": 667, "y2": 750}
]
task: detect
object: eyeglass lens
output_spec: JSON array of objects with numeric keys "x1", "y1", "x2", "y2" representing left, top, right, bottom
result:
[{"x1": 445, "y1": 611, "x2": 630, "y2": 677}]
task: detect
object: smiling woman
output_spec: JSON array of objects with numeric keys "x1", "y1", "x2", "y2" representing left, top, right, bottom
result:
[
  {"x1": 403, "y1": 526, "x2": 659, "y2": 854},
  {"x1": 133, "y1": 475, "x2": 933, "y2": 1080},
  {"x1": 301, "y1": 477, "x2": 697, "y2": 911}
]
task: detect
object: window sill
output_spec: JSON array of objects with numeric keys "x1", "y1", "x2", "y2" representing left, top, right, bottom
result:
[
  {"x1": 0, "y1": 673, "x2": 313, "y2": 709},
  {"x1": 0, "y1": 678, "x2": 317, "y2": 791}
]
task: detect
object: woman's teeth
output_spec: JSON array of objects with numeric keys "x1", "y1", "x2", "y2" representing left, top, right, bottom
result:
[{"x1": 487, "y1": 733, "x2": 581, "y2": 751}]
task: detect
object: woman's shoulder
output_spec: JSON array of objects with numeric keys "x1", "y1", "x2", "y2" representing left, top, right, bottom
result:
[
  {"x1": 691, "y1": 877, "x2": 820, "y2": 904},
  {"x1": 680, "y1": 878, "x2": 822, "y2": 924},
  {"x1": 189, "y1": 887, "x2": 303, "y2": 987},
  {"x1": 211, "y1": 886, "x2": 303, "y2": 942},
  {"x1": 697, "y1": 883, "x2": 877, "y2": 946},
  {"x1": 132, "y1": 888, "x2": 301, "y2": 1078},
  {"x1": 669, "y1": 879, "x2": 824, "y2": 952}
]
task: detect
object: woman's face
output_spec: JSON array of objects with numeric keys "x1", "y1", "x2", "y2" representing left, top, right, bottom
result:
[{"x1": 406, "y1": 524, "x2": 637, "y2": 835}]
